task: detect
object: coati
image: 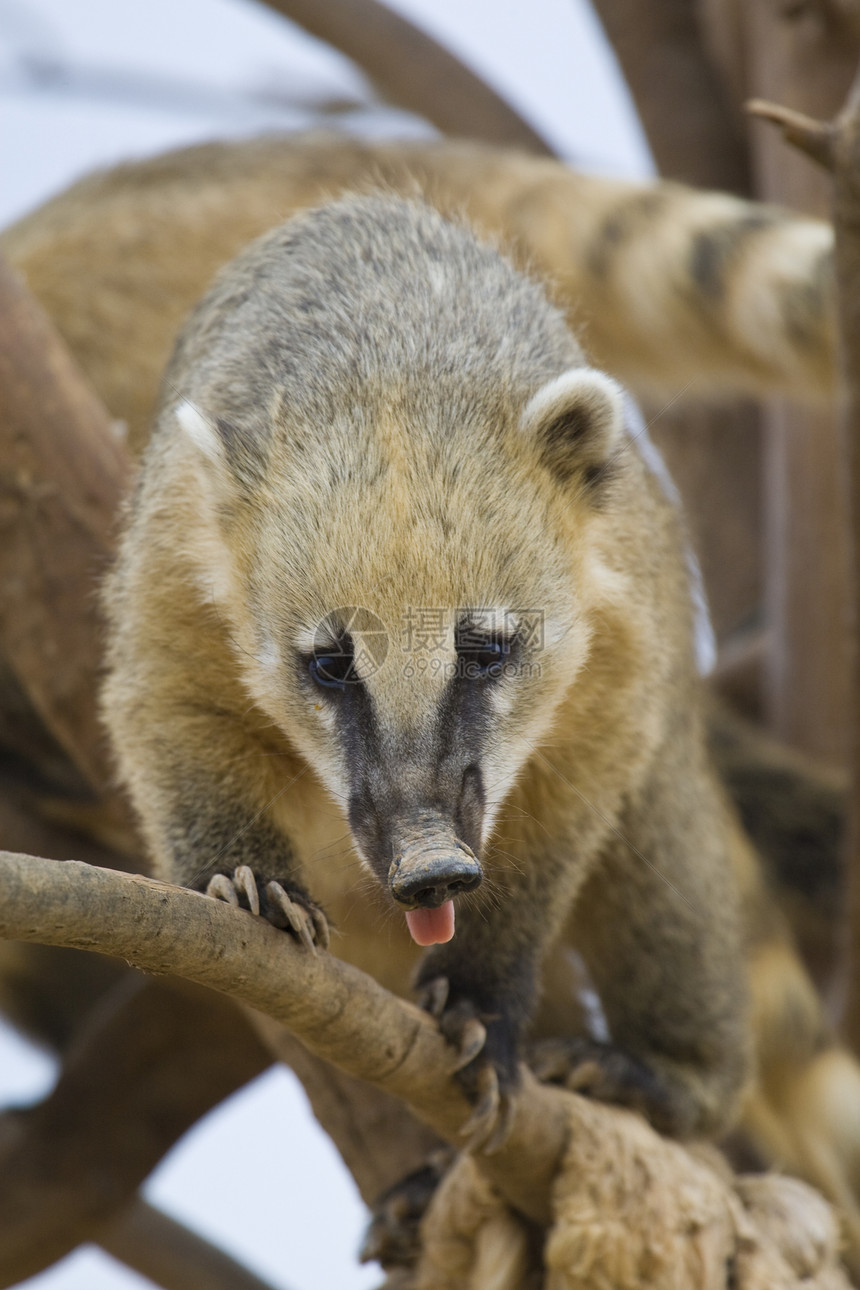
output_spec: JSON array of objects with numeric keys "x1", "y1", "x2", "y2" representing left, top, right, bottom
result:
[
  {"x1": 4, "y1": 134, "x2": 859, "y2": 1252},
  {"x1": 102, "y1": 191, "x2": 752, "y2": 1143}
]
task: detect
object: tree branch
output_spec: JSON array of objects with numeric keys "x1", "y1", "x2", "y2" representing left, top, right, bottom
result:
[
  {"x1": 0, "y1": 253, "x2": 129, "y2": 798},
  {"x1": 0, "y1": 971, "x2": 270, "y2": 1286},
  {"x1": 0, "y1": 849, "x2": 851, "y2": 1288},
  {"x1": 747, "y1": 99, "x2": 836, "y2": 170},
  {"x1": 748, "y1": 59, "x2": 860, "y2": 1056},
  {"x1": 0, "y1": 850, "x2": 567, "y2": 1225},
  {"x1": 101, "y1": 1200, "x2": 282, "y2": 1290},
  {"x1": 831, "y1": 65, "x2": 860, "y2": 1051},
  {"x1": 590, "y1": 0, "x2": 750, "y2": 191},
  {"x1": 257, "y1": 0, "x2": 553, "y2": 155}
]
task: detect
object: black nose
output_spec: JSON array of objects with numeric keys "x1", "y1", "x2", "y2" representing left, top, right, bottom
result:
[{"x1": 390, "y1": 850, "x2": 483, "y2": 908}]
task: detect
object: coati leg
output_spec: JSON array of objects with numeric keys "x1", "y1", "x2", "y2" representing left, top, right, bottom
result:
[
  {"x1": 145, "y1": 761, "x2": 329, "y2": 950},
  {"x1": 555, "y1": 743, "x2": 752, "y2": 1140},
  {"x1": 412, "y1": 727, "x2": 750, "y2": 1145},
  {"x1": 102, "y1": 543, "x2": 333, "y2": 950},
  {"x1": 103, "y1": 656, "x2": 331, "y2": 951},
  {"x1": 359, "y1": 1149, "x2": 456, "y2": 1271},
  {"x1": 144, "y1": 745, "x2": 329, "y2": 949}
]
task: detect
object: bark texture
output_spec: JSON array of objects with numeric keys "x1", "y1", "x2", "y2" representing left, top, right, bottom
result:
[{"x1": 0, "y1": 253, "x2": 129, "y2": 796}]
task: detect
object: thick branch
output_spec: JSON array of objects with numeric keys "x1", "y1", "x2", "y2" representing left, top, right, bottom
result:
[
  {"x1": 751, "y1": 60, "x2": 860, "y2": 1055},
  {"x1": 0, "y1": 850, "x2": 567, "y2": 1225},
  {"x1": 0, "y1": 850, "x2": 850, "y2": 1288},
  {"x1": 101, "y1": 1200, "x2": 281, "y2": 1290},
  {"x1": 258, "y1": 0, "x2": 553, "y2": 154},
  {"x1": 0, "y1": 972, "x2": 269, "y2": 1286},
  {"x1": 588, "y1": 2, "x2": 764, "y2": 666},
  {"x1": 0, "y1": 253, "x2": 129, "y2": 796},
  {"x1": 590, "y1": 0, "x2": 750, "y2": 191},
  {"x1": 832, "y1": 67, "x2": 860, "y2": 1050}
]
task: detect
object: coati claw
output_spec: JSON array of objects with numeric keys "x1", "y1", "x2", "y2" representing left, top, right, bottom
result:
[
  {"x1": 206, "y1": 873, "x2": 240, "y2": 906},
  {"x1": 416, "y1": 975, "x2": 449, "y2": 1020},
  {"x1": 415, "y1": 979, "x2": 486, "y2": 1069},
  {"x1": 460, "y1": 1062, "x2": 504, "y2": 1154},
  {"x1": 266, "y1": 881, "x2": 319, "y2": 953},
  {"x1": 453, "y1": 1017, "x2": 488, "y2": 1071},
  {"x1": 265, "y1": 881, "x2": 330, "y2": 952},
  {"x1": 233, "y1": 864, "x2": 260, "y2": 915},
  {"x1": 484, "y1": 1090, "x2": 515, "y2": 1155},
  {"x1": 308, "y1": 903, "x2": 331, "y2": 951}
]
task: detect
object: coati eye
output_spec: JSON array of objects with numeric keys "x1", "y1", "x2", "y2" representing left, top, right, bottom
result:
[
  {"x1": 457, "y1": 637, "x2": 511, "y2": 680},
  {"x1": 308, "y1": 652, "x2": 354, "y2": 691}
]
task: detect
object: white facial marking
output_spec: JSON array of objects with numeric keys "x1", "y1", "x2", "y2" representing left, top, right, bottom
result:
[
  {"x1": 257, "y1": 637, "x2": 280, "y2": 672},
  {"x1": 294, "y1": 625, "x2": 321, "y2": 655},
  {"x1": 175, "y1": 399, "x2": 222, "y2": 464}
]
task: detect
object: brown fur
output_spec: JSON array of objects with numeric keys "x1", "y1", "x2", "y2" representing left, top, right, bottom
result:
[
  {"x1": 1, "y1": 134, "x2": 856, "y2": 1256},
  {"x1": 101, "y1": 190, "x2": 749, "y2": 1139}
]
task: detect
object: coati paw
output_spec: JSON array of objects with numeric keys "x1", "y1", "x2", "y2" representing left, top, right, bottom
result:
[
  {"x1": 417, "y1": 980, "x2": 516, "y2": 1154},
  {"x1": 205, "y1": 867, "x2": 330, "y2": 953},
  {"x1": 265, "y1": 880, "x2": 330, "y2": 953},
  {"x1": 416, "y1": 976, "x2": 487, "y2": 1069},
  {"x1": 459, "y1": 1059, "x2": 516, "y2": 1155},
  {"x1": 360, "y1": 1150, "x2": 455, "y2": 1270},
  {"x1": 528, "y1": 1036, "x2": 676, "y2": 1131}
]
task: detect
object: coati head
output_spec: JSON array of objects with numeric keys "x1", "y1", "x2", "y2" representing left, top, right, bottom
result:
[{"x1": 165, "y1": 196, "x2": 634, "y2": 944}]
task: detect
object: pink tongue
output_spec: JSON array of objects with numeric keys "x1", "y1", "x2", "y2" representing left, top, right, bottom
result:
[{"x1": 405, "y1": 900, "x2": 455, "y2": 945}]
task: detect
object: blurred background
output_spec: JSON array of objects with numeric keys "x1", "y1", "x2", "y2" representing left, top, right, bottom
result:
[{"x1": 0, "y1": 3, "x2": 650, "y2": 1287}]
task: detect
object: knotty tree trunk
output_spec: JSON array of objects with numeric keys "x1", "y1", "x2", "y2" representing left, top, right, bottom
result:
[
  {"x1": 591, "y1": 0, "x2": 765, "y2": 693},
  {"x1": 714, "y1": 0, "x2": 859, "y2": 763}
]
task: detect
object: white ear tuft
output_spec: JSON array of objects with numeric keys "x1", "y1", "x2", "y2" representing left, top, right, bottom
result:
[
  {"x1": 521, "y1": 368, "x2": 626, "y2": 486},
  {"x1": 175, "y1": 399, "x2": 223, "y2": 466},
  {"x1": 521, "y1": 368, "x2": 625, "y2": 440}
]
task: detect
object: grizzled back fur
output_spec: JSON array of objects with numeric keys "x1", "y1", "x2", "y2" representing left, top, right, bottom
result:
[{"x1": 163, "y1": 195, "x2": 581, "y2": 463}]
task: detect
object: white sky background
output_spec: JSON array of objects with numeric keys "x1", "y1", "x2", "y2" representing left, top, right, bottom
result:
[{"x1": 0, "y1": 3, "x2": 651, "y2": 1288}]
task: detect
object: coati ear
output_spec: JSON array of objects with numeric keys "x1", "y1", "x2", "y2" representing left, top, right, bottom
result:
[
  {"x1": 175, "y1": 399, "x2": 264, "y2": 489},
  {"x1": 176, "y1": 399, "x2": 224, "y2": 465},
  {"x1": 520, "y1": 368, "x2": 625, "y2": 490}
]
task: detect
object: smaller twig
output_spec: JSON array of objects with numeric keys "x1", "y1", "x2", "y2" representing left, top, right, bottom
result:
[
  {"x1": 259, "y1": 0, "x2": 554, "y2": 155},
  {"x1": 746, "y1": 98, "x2": 836, "y2": 169},
  {"x1": 102, "y1": 1199, "x2": 281, "y2": 1290},
  {"x1": 0, "y1": 972, "x2": 268, "y2": 1285}
]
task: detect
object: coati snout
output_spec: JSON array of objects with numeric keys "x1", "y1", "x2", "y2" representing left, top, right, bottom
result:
[
  {"x1": 386, "y1": 817, "x2": 483, "y2": 946},
  {"x1": 342, "y1": 686, "x2": 489, "y2": 945},
  {"x1": 389, "y1": 839, "x2": 483, "y2": 908}
]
